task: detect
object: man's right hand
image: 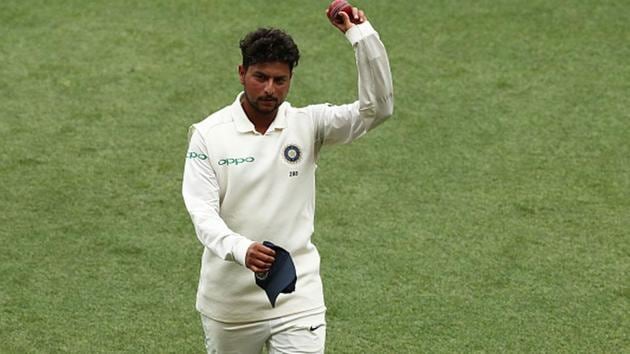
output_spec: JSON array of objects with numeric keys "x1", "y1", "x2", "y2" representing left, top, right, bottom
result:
[{"x1": 245, "y1": 242, "x2": 276, "y2": 273}]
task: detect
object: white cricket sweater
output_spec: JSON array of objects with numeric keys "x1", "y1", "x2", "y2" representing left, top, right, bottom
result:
[{"x1": 182, "y1": 21, "x2": 393, "y2": 322}]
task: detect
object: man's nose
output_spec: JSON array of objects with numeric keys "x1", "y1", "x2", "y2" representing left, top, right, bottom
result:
[{"x1": 263, "y1": 79, "x2": 274, "y2": 94}]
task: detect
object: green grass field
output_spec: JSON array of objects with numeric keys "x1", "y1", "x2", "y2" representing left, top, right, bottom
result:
[{"x1": 1, "y1": 0, "x2": 628, "y2": 352}]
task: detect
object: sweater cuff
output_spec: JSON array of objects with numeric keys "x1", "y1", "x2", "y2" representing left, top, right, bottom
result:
[
  {"x1": 232, "y1": 236, "x2": 255, "y2": 267},
  {"x1": 345, "y1": 21, "x2": 377, "y2": 46}
]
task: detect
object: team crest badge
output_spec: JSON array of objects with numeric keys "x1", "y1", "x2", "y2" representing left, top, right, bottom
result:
[{"x1": 283, "y1": 144, "x2": 302, "y2": 164}]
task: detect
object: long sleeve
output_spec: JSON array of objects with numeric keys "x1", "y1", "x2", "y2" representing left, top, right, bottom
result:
[
  {"x1": 182, "y1": 126, "x2": 254, "y2": 266},
  {"x1": 312, "y1": 21, "x2": 394, "y2": 147}
]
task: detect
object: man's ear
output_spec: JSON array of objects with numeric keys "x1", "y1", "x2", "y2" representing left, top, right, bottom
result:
[{"x1": 238, "y1": 65, "x2": 246, "y2": 85}]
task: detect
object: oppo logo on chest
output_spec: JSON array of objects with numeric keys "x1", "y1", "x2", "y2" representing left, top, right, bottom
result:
[{"x1": 218, "y1": 156, "x2": 255, "y2": 166}]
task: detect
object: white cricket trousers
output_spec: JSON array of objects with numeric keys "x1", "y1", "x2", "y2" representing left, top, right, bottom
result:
[{"x1": 200, "y1": 309, "x2": 326, "y2": 354}]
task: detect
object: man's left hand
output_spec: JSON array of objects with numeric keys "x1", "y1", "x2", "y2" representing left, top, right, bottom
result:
[{"x1": 328, "y1": 6, "x2": 366, "y2": 33}]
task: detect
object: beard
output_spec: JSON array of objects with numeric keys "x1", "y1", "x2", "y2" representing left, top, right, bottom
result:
[{"x1": 244, "y1": 91, "x2": 281, "y2": 114}]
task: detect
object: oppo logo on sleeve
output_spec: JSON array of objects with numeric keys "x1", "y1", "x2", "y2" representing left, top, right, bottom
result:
[{"x1": 186, "y1": 151, "x2": 208, "y2": 160}]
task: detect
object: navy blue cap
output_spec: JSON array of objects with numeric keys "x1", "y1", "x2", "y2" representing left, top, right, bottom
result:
[{"x1": 255, "y1": 241, "x2": 297, "y2": 307}]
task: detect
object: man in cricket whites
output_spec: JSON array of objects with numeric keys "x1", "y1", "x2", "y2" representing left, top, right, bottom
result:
[{"x1": 182, "y1": 3, "x2": 393, "y2": 353}]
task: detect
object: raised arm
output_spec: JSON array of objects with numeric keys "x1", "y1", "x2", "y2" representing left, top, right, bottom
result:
[{"x1": 314, "y1": 4, "x2": 394, "y2": 146}]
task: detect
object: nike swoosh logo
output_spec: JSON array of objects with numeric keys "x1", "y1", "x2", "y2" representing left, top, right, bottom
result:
[{"x1": 309, "y1": 324, "x2": 324, "y2": 331}]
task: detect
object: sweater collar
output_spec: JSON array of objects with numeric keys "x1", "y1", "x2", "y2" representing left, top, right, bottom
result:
[{"x1": 232, "y1": 92, "x2": 288, "y2": 134}]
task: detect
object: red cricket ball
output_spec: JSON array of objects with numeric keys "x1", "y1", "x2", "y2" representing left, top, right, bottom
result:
[{"x1": 327, "y1": 0, "x2": 361, "y2": 24}]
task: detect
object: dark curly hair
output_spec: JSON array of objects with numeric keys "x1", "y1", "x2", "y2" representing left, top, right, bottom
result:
[{"x1": 239, "y1": 28, "x2": 300, "y2": 72}]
